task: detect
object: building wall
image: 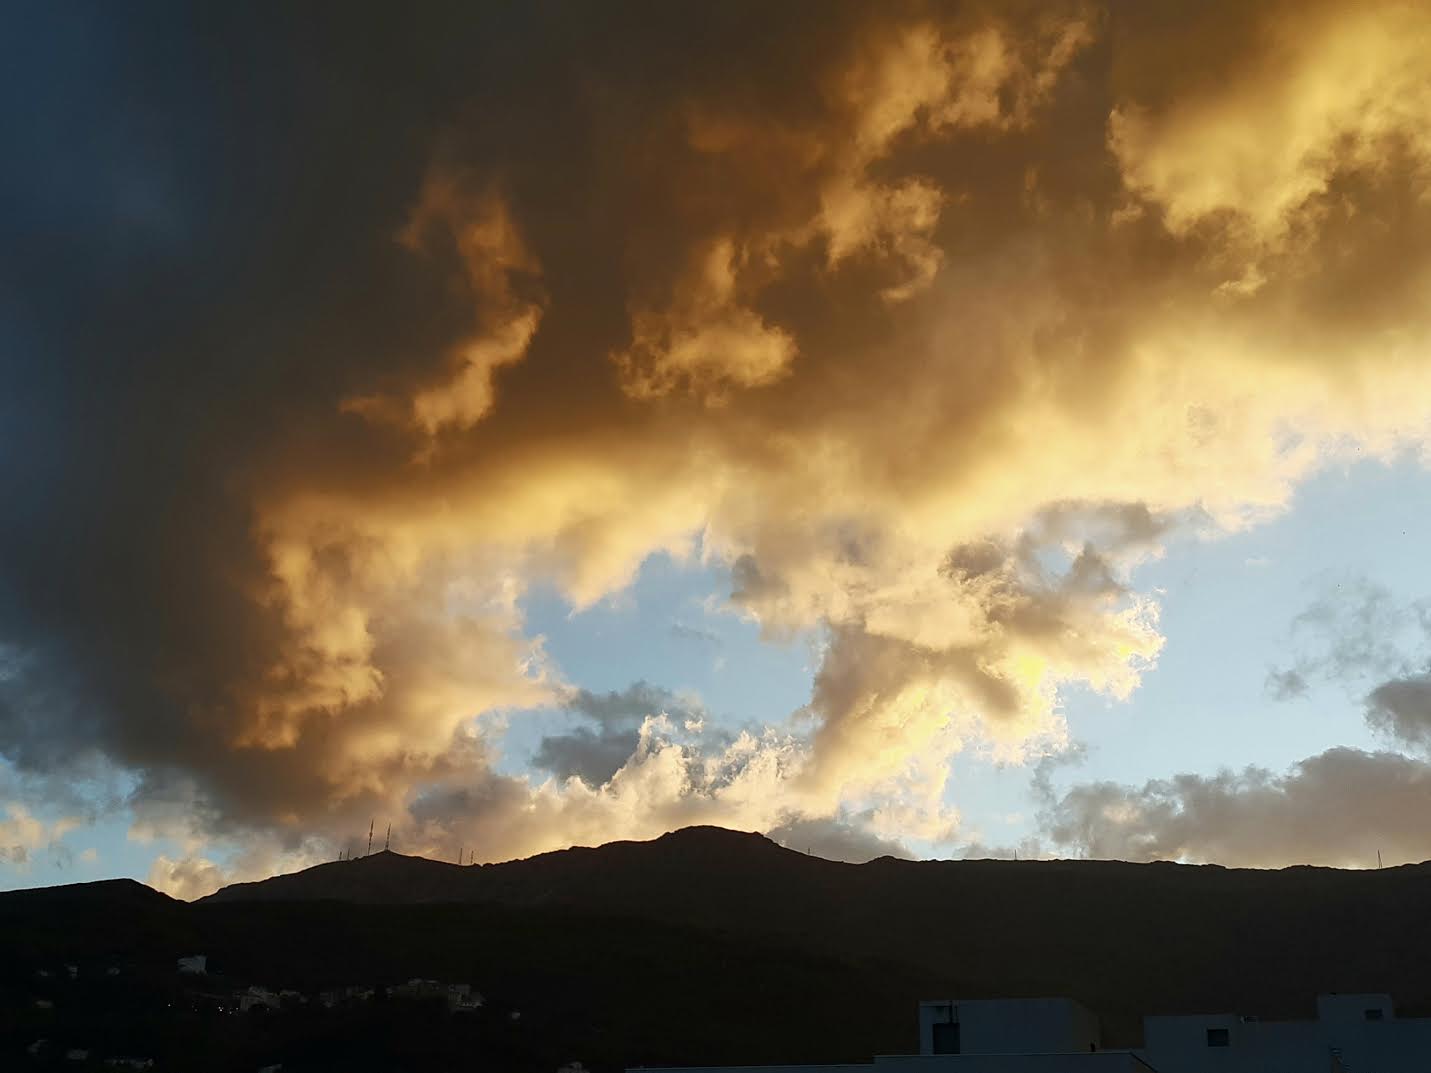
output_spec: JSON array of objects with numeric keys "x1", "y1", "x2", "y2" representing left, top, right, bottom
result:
[
  {"x1": 630, "y1": 1056, "x2": 1151, "y2": 1073},
  {"x1": 630, "y1": 995, "x2": 1431, "y2": 1073},
  {"x1": 920, "y1": 1000, "x2": 1101, "y2": 1056},
  {"x1": 1142, "y1": 995, "x2": 1431, "y2": 1073},
  {"x1": 875, "y1": 1055, "x2": 1153, "y2": 1072}
]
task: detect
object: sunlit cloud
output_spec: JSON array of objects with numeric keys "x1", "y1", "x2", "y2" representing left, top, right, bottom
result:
[{"x1": 5, "y1": 1, "x2": 1431, "y2": 894}]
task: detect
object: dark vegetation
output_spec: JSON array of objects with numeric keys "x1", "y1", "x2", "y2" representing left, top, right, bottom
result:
[{"x1": 4, "y1": 826, "x2": 1430, "y2": 1072}]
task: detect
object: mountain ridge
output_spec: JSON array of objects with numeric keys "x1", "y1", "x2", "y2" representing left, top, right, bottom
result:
[
  {"x1": 199, "y1": 824, "x2": 1431, "y2": 906},
  {"x1": 8, "y1": 826, "x2": 1431, "y2": 1070}
]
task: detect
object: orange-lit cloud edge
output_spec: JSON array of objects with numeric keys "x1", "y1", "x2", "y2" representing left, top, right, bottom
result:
[{"x1": 30, "y1": 1, "x2": 1431, "y2": 897}]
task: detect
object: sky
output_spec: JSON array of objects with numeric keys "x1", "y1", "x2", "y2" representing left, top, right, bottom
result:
[{"x1": 5, "y1": 0, "x2": 1431, "y2": 898}]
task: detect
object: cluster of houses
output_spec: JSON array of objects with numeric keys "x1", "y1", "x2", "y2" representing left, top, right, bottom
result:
[
  {"x1": 23, "y1": 955, "x2": 488, "y2": 1067},
  {"x1": 229, "y1": 978, "x2": 482, "y2": 1014},
  {"x1": 24, "y1": 1040, "x2": 153, "y2": 1067},
  {"x1": 174, "y1": 953, "x2": 485, "y2": 1015},
  {"x1": 387, "y1": 978, "x2": 485, "y2": 1012}
]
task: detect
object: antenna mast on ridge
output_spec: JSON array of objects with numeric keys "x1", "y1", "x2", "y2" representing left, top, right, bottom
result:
[
  {"x1": 384, "y1": 823, "x2": 391, "y2": 852},
  {"x1": 367, "y1": 819, "x2": 374, "y2": 857}
]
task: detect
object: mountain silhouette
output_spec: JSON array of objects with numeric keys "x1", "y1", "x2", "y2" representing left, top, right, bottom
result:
[
  {"x1": 202, "y1": 825, "x2": 796, "y2": 907},
  {"x1": 7, "y1": 827, "x2": 1431, "y2": 1071},
  {"x1": 202, "y1": 826, "x2": 1431, "y2": 1020}
]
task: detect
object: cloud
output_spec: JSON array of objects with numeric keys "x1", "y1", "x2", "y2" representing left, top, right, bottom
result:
[
  {"x1": 343, "y1": 172, "x2": 545, "y2": 444},
  {"x1": 1266, "y1": 578, "x2": 1431, "y2": 750},
  {"x1": 1365, "y1": 676, "x2": 1431, "y2": 753},
  {"x1": 1037, "y1": 747, "x2": 1431, "y2": 868},
  {"x1": 669, "y1": 621, "x2": 723, "y2": 648},
  {"x1": 533, "y1": 682, "x2": 712, "y2": 787},
  {"x1": 0, "y1": 804, "x2": 49, "y2": 867},
  {"x1": 5, "y1": 1, "x2": 1431, "y2": 875},
  {"x1": 766, "y1": 814, "x2": 913, "y2": 863},
  {"x1": 1265, "y1": 668, "x2": 1310, "y2": 701},
  {"x1": 613, "y1": 238, "x2": 798, "y2": 402},
  {"x1": 1269, "y1": 576, "x2": 1427, "y2": 691},
  {"x1": 1110, "y1": 0, "x2": 1431, "y2": 254},
  {"x1": 404, "y1": 716, "x2": 819, "y2": 868},
  {"x1": 148, "y1": 855, "x2": 226, "y2": 901},
  {"x1": 0, "y1": 803, "x2": 80, "y2": 870}
]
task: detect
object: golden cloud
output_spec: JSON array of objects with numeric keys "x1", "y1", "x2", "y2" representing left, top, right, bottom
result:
[{"x1": 9, "y1": 1, "x2": 1431, "y2": 883}]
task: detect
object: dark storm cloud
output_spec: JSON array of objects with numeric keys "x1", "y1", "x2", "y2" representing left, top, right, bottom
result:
[
  {"x1": 4, "y1": 0, "x2": 1431, "y2": 896},
  {"x1": 0, "y1": 3, "x2": 490, "y2": 824},
  {"x1": 1, "y1": 1, "x2": 879, "y2": 836}
]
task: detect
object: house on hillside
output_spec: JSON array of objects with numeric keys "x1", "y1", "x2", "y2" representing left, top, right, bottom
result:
[
  {"x1": 318, "y1": 985, "x2": 374, "y2": 1008},
  {"x1": 628, "y1": 994, "x2": 1431, "y2": 1073},
  {"x1": 446, "y1": 983, "x2": 484, "y2": 1012},
  {"x1": 239, "y1": 986, "x2": 280, "y2": 1012},
  {"x1": 392, "y1": 978, "x2": 444, "y2": 1000}
]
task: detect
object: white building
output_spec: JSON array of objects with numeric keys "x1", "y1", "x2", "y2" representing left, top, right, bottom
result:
[
  {"x1": 919, "y1": 1000, "x2": 1103, "y2": 1057},
  {"x1": 1141, "y1": 993, "x2": 1431, "y2": 1072},
  {"x1": 629, "y1": 994, "x2": 1431, "y2": 1073},
  {"x1": 629, "y1": 999, "x2": 1150, "y2": 1073}
]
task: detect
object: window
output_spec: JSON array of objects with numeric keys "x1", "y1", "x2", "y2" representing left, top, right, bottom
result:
[
  {"x1": 1364, "y1": 1008, "x2": 1385, "y2": 1022},
  {"x1": 1206, "y1": 1027, "x2": 1230, "y2": 1047}
]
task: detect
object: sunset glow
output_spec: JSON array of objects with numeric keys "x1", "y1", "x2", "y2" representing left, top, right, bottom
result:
[{"x1": 5, "y1": 1, "x2": 1431, "y2": 898}]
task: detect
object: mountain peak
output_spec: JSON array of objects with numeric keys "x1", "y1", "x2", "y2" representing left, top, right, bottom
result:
[
  {"x1": 202, "y1": 826, "x2": 799, "y2": 905},
  {"x1": 652, "y1": 825, "x2": 779, "y2": 850},
  {"x1": 0, "y1": 876, "x2": 175, "y2": 907}
]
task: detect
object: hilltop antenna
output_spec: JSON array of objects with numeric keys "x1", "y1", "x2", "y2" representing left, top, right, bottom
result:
[
  {"x1": 1378, "y1": 850, "x2": 1383, "y2": 869},
  {"x1": 459, "y1": 846, "x2": 465, "y2": 866},
  {"x1": 384, "y1": 823, "x2": 391, "y2": 852},
  {"x1": 367, "y1": 819, "x2": 374, "y2": 857}
]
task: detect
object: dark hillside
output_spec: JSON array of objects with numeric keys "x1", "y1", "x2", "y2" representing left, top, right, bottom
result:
[{"x1": 6, "y1": 827, "x2": 1431, "y2": 1070}]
